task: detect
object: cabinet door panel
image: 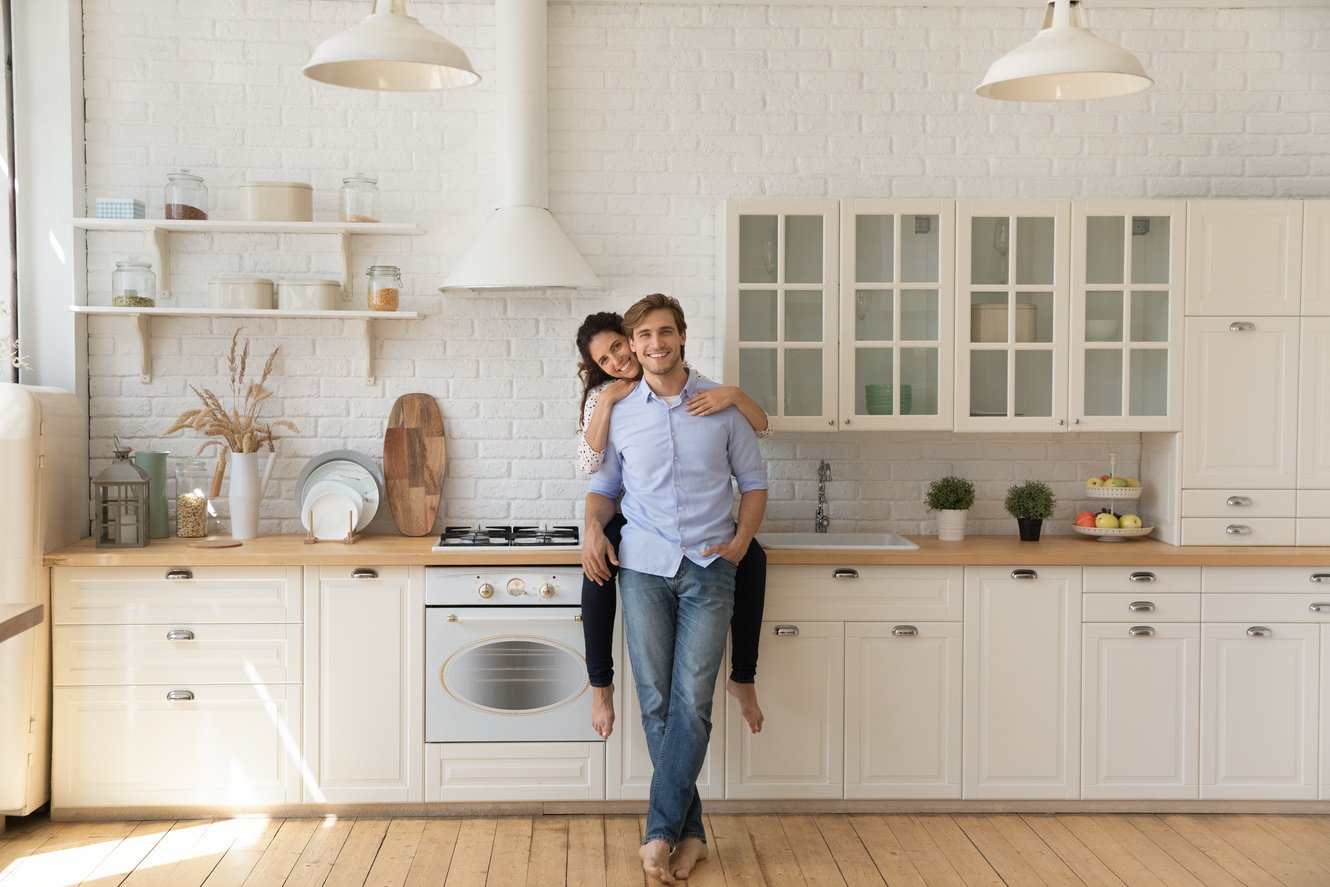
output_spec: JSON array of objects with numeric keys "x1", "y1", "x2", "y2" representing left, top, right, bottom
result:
[
  {"x1": 1304, "y1": 201, "x2": 1330, "y2": 315},
  {"x1": 1298, "y1": 318, "x2": 1330, "y2": 488},
  {"x1": 1186, "y1": 200, "x2": 1301, "y2": 316}
]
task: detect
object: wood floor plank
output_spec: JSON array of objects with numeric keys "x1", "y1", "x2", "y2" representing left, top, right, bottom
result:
[
  {"x1": 524, "y1": 816, "x2": 567, "y2": 887},
  {"x1": 1251, "y1": 814, "x2": 1330, "y2": 874},
  {"x1": 119, "y1": 820, "x2": 223, "y2": 887},
  {"x1": 1197, "y1": 813, "x2": 1330, "y2": 887},
  {"x1": 0, "y1": 820, "x2": 147, "y2": 887},
  {"x1": 567, "y1": 815, "x2": 607, "y2": 887},
  {"x1": 987, "y1": 814, "x2": 1087, "y2": 887},
  {"x1": 846, "y1": 815, "x2": 927, "y2": 887},
  {"x1": 1085, "y1": 815, "x2": 1206, "y2": 887},
  {"x1": 809, "y1": 815, "x2": 886, "y2": 887},
  {"x1": 240, "y1": 817, "x2": 319, "y2": 887},
  {"x1": 918, "y1": 815, "x2": 1004, "y2": 887},
  {"x1": 199, "y1": 818, "x2": 285, "y2": 887},
  {"x1": 324, "y1": 819, "x2": 390, "y2": 887},
  {"x1": 1059, "y1": 815, "x2": 1170, "y2": 887},
  {"x1": 744, "y1": 814, "x2": 808, "y2": 885},
  {"x1": 439, "y1": 818, "x2": 495, "y2": 887},
  {"x1": 778, "y1": 815, "x2": 847, "y2": 887},
  {"x1": 1121, "y1": 815, "x2": 1247, "y2": 887},
  {"x1": 682, "y1": 813, "x2": 725, "y2": 887},
  {"x1": 1158, "y1": 814, "x2": 1288, "y2": 887},
  {"x1": 81, "y1": 821, "x2": 197, "y2": 887},
  {"x1": 706, "y1": 814, "x2": 764, "y2": 887},
  {"x1": 364, "y1": 818, "x2": 427, "y2": 887},
  {"x1": 602, "y1": 816, "x2": 644, "y2": 887},
  {"x1": 271, "y1": 816, "x2": 354, "y2": 887},
  {"x1": 483, "y1": 817, "x2": 532, "y2": 887},
  {"x1": 1019, "y1": 817, "x2": 1128, "y2": 887},
  {"x1": 949, "y1": 814, "x2": 1047, "y2": 887},
  {"x1": 880, "y1": 815, "x2": 965, "y2": 887},
  {"x1": 403, "y1": 819, "x2": 462, "y2": 887}
]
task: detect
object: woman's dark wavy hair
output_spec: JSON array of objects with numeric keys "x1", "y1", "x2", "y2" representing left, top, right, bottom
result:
[{"x1": 576, "y1": 311, "x2": 626, "y2": 429}]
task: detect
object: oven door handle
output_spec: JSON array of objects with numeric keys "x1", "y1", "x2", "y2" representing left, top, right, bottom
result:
[{"x1": 441, "y1": 612, "x2": 583, "y2": 623}]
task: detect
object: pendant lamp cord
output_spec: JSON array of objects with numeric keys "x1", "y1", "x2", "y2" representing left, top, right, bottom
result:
[{"x1": 1051, "y1": 0, "x2": 1070, "y2": 30}]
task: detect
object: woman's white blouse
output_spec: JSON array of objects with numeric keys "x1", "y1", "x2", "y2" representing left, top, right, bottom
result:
[{"x1": 577, "y1": 373, "x2": 772, "y2": 476}]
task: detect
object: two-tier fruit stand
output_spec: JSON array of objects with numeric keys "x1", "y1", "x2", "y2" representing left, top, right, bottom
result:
[{"x1": 1073, "y1": 453, "x2": 1155, "y2": 542}]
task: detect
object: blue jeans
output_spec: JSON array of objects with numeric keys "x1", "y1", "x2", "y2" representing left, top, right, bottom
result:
[{"x1": 619, "y1": 558, "x2": 736, "y2": 848}]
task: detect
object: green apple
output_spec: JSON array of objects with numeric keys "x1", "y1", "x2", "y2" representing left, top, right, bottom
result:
[
  {"x1": 1094, "y1": 512, "x2": 1120, "y2": 529},
  {"x1": 1119, "y1": 514, "x2": 1143, "y2": 529},
  {"x1": 1086, "y1": 476, "x2": 1104, "y2": 487},
  {"x1": 1106, "y1": 477, "x2": 1129, "y2": 487}
]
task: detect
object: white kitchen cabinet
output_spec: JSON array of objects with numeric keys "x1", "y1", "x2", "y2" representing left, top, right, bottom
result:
[
  {"x1": 1304, "y1": 202, "x2": 1330, "y2": 315},
  {"x1": 51, "y1": 565, "x2": 304, "y2": 808},
  {"x1": 726, "y1": 620, "x2": 843, "y2": 799},
  {"x1": 302, "y1": 565, "x2": 423, "y2": 803},
  {"x1": 845, "y1": 621, "x2": 962, "y2": 799},
  {"x1": 963, "y1": 566, "x2": 1081, "y2": 799},
  {"x1": 1185, "y1": 200, "x2": 1302, "y2": 316},
  {"x1": 1299, "y1": 318, "x2": 1330, "y2": 490},
  {"x1": 1322, "y1": 627, "x2": 1330, "y2": 801},
  {"x1": 426, "y1": 742, "x2": 605, "y2": 803}
]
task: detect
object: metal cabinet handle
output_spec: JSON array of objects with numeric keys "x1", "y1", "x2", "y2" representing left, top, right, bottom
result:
[
  {"x1": 1128, "y1": 601, "x2": 1156, "y2": 612},
  {"x1": 1226, "y1": 496, "x2": 1252, "y2": 507},
  {"x1": 1010, "y1": 569, "x2": 1038, "y2": 580},
  {"x1": 832, "y1": 569, "x2": 859, "y2": 580},
  {"x1": 351, "y1": 568, "x2": 379, "y2": 579},
  {"x1": 1127, "y1": 572, "x2": 1156, "y2": 583},
  {"x1": 166, "y1": 690, "x2": 195, "y2": 701},
  {"x1": 1225, "y1": 525, "x2": 1252, "y2": 535},
  {"x1": 1310, "y1": 573, "x2": 1330, "y2": 583},
  {"x1": 165, "y1": 568, "x2": 193, "y2": 581},
  {"x1": 773, "y1": 625, "x2": 800, "y2": 637},
  {"x1": 1246, "y1": 626, "x2": 1272, "y2": 638},
  {"x1": 891, "y1": 625, "x2": 918, "y2": 637},
  {"x1": 1229, "y1": 321, "x2": 1256, "y2": 332},
  {"x1": 166, "y1": 629, "x2": 195, "y2": 641},
  {"x1": 1309, "y1": 602, "x2": 1330, "y2": 613},
  {"x1": 1128, "y1": 626, "x2": 1156, "y2": 638}
]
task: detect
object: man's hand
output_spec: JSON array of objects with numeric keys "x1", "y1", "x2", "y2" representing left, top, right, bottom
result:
[
  {"x1": 582, "y1": 527, "x2": 619, "y2": 585},
  {"x1": 701, "y1": 537, "x2": 747, "y2": 566}
]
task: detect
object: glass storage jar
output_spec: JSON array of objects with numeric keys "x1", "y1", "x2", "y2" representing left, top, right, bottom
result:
[
  {"x1": 173, "y1": 457, "x2": 212, "y2": 537},
  {"x1": 164, "y1": 169, "x2": 208, "y2": 220},
  {"x1": 366, "y1": 264, "x2": 401, "y2": 311},
  {"x1": 111, "y1": 258, "x2": 156, "y2": 307},
  {"x1": 340, "y1": 173, "x2": 379, "y2": 223}
]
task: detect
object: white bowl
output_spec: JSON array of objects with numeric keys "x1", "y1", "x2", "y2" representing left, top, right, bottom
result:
[
  {"x1": 1086, "y1": 319, "x2": 1121, "y2": 340},
  {"x1": 301, "y1": 480, "x2": 363, "y2": 540}
]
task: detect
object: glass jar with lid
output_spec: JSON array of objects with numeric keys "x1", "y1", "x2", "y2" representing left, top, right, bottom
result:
[
  {"x1": 172, "y1": 457, "x2": 212, "y2": 537},
  {"x1": 366, "y1": 264, "x2": 401, "y2": 311},
  {"x1": 111, "y1": 258, "x2": 156, "y2": 307},
  {"x1": 340, "y1": 173, "x2": 379, "y2": 223},
  {"x1": 164, "y1": 169, "x2": 208, "y2": 220}
]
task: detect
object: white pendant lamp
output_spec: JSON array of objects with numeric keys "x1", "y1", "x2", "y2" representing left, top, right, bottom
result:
[
  {"x1": 976, "y1": 0, "x2": 1152, "y2": 101},
  {"x1": 304, "y1": 0, "x2": 480, "y2": 92}
]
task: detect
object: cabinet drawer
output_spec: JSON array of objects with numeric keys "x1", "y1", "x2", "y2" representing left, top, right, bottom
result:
[
  {"x1": 54, "y1": 623, "x2": 301, "y2": 686},
  {"x1": 1083, "y1": 566, "x2": 1201, "y2": 594},
  {"x1": 1296, "y1": 519, "x2": 1330, "y2": 546},
  {"x1": 1202, "y1": 594, "x2": 1330, "y2": 623},
  {"x1": 1202, "y1": 567, "x2": 1330, "y2": 594},
  {"x1": 1297, "y1": 490, "x2": 1330, "y2": 517},
  {"x1": 1181, "y1": 490, "x2": 1295, "y2": 517},
  {"x1": 1083, "y1": 594, "x2": 1200, "y2": 623},
  {"x1": 52, "y1": 684, "x2": 301, "y2": 808},
  {"x1": 764, "y1": 565, "x2": 962, "y2": 621},
  {"x1": 1180, "y1": 518, "x2": 1295, "y2": 546},
  {"x1": 424, "y1": 742, "x2": 605, "y2": 802},
  {"x1": 54, "y1": 566, "x2": 302, "y2": 624}
]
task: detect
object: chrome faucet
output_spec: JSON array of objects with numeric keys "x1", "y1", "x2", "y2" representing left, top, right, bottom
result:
[{"x1": 814, "y1": 460, "x2": 832, "y2": 533}]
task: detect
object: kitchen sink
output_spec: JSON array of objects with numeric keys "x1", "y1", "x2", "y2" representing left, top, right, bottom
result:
[{"x1": 757, "y1": 532, "x2": 919, "y2": 550}]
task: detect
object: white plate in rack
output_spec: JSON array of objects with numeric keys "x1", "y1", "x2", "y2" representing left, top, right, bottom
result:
[
  {"x1": 1084, "y1": 485, "x2": 1143, "y2": 500},
  {"x1": 1073, "y1": 524, "x2": 1154, "y2": 542}
]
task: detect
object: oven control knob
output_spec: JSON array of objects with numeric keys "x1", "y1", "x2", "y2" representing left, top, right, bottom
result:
[
  {"x1": 476, "y1": 582, "x2": 494, "y2": 599},
  {"x1": 506, "y1": 578, "x2": 526, "y2": 597},
  {"x1": 538, "y1": 582, "x2": 556, "y2": 599}
]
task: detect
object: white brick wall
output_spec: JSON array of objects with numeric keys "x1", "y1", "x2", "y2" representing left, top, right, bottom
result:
[{"x1": 78, "y1": 1, "x2": 1329, "y2": 536}]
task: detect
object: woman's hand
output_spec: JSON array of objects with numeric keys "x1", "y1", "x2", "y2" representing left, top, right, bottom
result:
[
  {"x1": 601, "y1": 378, "x2": 639, "y2": 406},
  {"x1": 686, "y1": 386, "x2": 741, "y2": 417}
]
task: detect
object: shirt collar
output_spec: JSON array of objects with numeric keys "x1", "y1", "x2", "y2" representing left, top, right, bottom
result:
[{"x1": 639, "y1": 369, "x2": 695, "y2": 404}]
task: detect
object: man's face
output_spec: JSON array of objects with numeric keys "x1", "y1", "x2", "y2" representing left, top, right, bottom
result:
[{"x1": 629, "y1": 308, "x2": 686, "y2": 377}]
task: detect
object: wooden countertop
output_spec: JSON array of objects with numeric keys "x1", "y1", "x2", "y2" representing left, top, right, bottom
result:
[
  {"x1": 42, "y1": 533, "x2": 1330, "y2": 568},
  {"x1": 0, "y1": 603, "x2": 43, "y2": 643}
]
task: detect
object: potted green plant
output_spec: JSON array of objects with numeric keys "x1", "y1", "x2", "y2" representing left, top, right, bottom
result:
[
  {"x1": 1004, "y1": 480, "x2": 1056, "y2": 541},
  {"x1": 926, "y1": 475, "x2": 975, "y2": 542}
]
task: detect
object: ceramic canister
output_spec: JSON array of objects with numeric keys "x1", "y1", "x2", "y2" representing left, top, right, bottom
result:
[
  {"x1": 240, "y1": 181, "x2": 313, "y2": 222},
  {"x1": 210, "y1": 276, "x2": 275, "y2": 309}
]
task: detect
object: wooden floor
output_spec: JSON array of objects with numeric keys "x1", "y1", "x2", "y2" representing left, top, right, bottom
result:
[{"x1": 3, "y1": 811, "x2": 1330, "y2": 886}]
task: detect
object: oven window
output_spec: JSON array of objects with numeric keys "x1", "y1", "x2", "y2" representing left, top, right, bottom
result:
[{"x1": 442, "y1": 638, "x2": 587, "y2": 714}]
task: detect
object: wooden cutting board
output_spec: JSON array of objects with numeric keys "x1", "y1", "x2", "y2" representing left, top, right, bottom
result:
[{"x1": 383, "y1": 393, "x2": 446, "y2": 537}]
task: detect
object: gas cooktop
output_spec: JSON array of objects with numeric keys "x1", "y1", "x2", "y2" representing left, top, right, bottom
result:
[{"x1": 431, "y1": 524, "x2": 581, "y2": 551}]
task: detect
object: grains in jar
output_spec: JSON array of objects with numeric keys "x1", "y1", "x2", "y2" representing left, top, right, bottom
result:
[{"x1": 366, "y1": 264, "x2": 402, "y2": 312}]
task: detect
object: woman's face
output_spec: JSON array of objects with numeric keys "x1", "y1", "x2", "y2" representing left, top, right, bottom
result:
[{"x1": 587, "y1": 330, "x2": 640, "y2": 380}]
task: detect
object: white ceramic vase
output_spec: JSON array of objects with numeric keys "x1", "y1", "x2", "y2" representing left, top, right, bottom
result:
[
  {"x1": 227, "y1": 450, "x2": 273, "y2": 540},
  {"x1": 936, "y1": 509, "x2": 969, "y2": 542}
]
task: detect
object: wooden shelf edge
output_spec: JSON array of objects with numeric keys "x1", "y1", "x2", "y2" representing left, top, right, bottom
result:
[
  {"x1": 72, "y1": 218, "x2": 420, "y2": 235},
  {"x1": 69, "y1": 306, "x2": 419, "y2": 320}
]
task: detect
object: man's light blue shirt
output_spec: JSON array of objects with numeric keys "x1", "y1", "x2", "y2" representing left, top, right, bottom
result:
[{"x1": 587, "y1": 372, "x2": 767, "y2": 578}]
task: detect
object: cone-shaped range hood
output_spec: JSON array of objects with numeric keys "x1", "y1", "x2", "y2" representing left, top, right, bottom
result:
[{"x1": 441, "y1": 0, "x2": 600, "y2": 290}]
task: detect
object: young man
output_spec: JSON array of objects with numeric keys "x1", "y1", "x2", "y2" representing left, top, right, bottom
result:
[{"x1": 583, "y1": 293, "x2": 767, "y2": 885}]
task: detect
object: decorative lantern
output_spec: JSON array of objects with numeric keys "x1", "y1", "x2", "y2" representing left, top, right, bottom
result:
[{"x1": 92, "y1": 440, "x2": 150, "y2": 548}]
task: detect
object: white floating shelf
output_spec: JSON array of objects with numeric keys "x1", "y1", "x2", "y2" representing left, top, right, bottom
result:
[{"x1": 70, "y1": 305, "x2": 419, "y2": 385}]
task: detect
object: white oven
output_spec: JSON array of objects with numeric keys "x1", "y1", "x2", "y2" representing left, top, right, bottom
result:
[{"x1": 425, "y1": 565, "x2": 600, "y2": 743}]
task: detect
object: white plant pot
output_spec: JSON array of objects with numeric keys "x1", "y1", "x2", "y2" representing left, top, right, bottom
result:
[{"x1": 936, "y1": 509, "x2": 969, "y2": 542}]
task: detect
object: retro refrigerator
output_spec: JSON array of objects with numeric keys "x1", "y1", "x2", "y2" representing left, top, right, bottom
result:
[{"x1": 0, "y1": 385, "x2": 85, "y2": 818}]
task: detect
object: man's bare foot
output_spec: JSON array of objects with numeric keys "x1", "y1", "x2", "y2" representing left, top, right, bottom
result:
[
  {"x1": 727, "y1": 679, "x2": 764, "y2": 733},
  {"x1": 640, "y1": 839, "x2": 675, "y2": 884},
  {"x1": 671, "y1": 837, "x2": 709, "y2": 879},
  {"x1": 591, "y1": 684, "x2": 615, "y2": 739}
]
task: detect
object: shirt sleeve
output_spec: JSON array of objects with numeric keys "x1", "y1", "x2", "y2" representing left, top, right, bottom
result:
[
  {"x1": 577, "y1": 384, "x2": 606, "y2": 476},
  {"x1": 727, "y1": 415, "x2": 768, "y2": 494},
  {"x1": 587, "y1": 431, "x2": 624, "y2": 499},
  {"x1": 692, "y1": 368, "x2": 774, "y2": 440}
]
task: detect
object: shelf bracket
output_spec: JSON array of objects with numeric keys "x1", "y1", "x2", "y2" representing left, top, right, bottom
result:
[
  {"x1": 135, "y1": 313, "x2": 153, "y2": 382},
  {"x1": 150, "y1": 227, "x2": 171, "y2": 302},
  {"x1": 361, "y1": 317, "x2": 376, "y2": 385},
  {"x1": 340, "y1": 230, "x2": 352, "y2": 305}
]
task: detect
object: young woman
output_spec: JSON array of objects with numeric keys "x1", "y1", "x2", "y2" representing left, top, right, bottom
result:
[{"x1": 576, "y1": 311, "x2": 771, "y2": 739}]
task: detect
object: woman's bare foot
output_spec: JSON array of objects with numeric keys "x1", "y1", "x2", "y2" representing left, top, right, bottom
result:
[
  {"x1": 671, "y1": 837, "x2": 709, "y2": 880},
  {"x1": 727, "y1": 679, "x2": 764, "y2": 733},
  {"x1": 640, "y1": 839, "x2": 675, "y2": 884},
  {"x1": 591, "y1": 684, "x2": 615, "y2": 739}
]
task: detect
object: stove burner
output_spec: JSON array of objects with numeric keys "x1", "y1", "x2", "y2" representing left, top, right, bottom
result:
[{"x1": 435, "y1": 524, "x2": 580, "y2": 548}]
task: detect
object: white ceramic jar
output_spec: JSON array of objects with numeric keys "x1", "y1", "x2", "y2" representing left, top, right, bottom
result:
[
  {"x1": 239, "y1": 181, "x2": 313, "y2": 222},
  {"x1": 278, "y1": 278, "x2": 342, "y2": 311},
  {"x1": 210, "y1": 276, "x2": 275, "y2": 309}
]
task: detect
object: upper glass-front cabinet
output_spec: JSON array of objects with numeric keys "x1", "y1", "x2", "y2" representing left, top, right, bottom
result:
[
  {"x1": 1070, "y1": 201, "x2": 1185, "y2": 431},
  {"x1": 839, "y1": 199, "x2": 954, "y2": 429},
  {"x1": 724, "y1": 199, "x2": 840, "y2": 431}
]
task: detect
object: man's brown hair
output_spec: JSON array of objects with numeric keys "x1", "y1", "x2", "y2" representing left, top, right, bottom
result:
[{"x1": 621, "y1": 293, "x2": 687, "y2": 340}]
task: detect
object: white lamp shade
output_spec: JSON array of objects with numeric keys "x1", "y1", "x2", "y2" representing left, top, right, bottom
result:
[{"x1": 303, "y1": 4, "x2": 480, "y2": 92}]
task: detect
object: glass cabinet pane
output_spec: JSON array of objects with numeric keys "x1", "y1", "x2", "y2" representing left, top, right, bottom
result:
[
  {"x1": 738, "y1": 349, "x2": 777, "y2": 415},
  {"x1": 854, "y1": 290, "x2": 893, "y2": 341},
  {"x1": 970, "y1": 292, "x2": 1009, "y2": 343},
  {"x1": 900, "y1": 289, "x2": 938, "y2": 340},
  {"x1": 854, "y1": 348, "x2": 894, "y2": 415},
  {"x1": 1014, "y1": 350, "x2": 1053, "y2": 417},
  {"x1": 738, "y1": 290, "x2": 777, "y2": 342},
  {"x1": 1085, "y1": 217, "x2": 1125, "y2": 284},
  {"x1": 901, "y1": 215, "x2": 940, "y2": 283},
  {"x1": 855, "y1": 215, "x2": 894, "y2": 283},
  {"x1": 1085, "y1": 291, "x2": 1124, "y2": 342},
  {"x1": 901, "y1": 347, "x2": 936, "y2": 416},
  {"x1": 785, "y1": 349, "x2": 823, "y2": 416},
  {"x1": 1131, "y1": 216, "x2": 1171, "y2": 284},
  {"x1": 970, "y1": 217, "x2": 1009, "y2": 285},
  {"x1": 1130, "y1": 290, "x2": 1169, "y2": 342},
  {"x1": 785, "y1": 216, "x2": 824, "y2": 284},
  {"x1": 1083, "y1": 349, "x2": 1124, "y2": 416},
  {"x1": 1015, "y1": 216, "x2": 1056, "y2": 285},
  {"x1": 1129, "y1": 349, "x2": 1168, "y2": 416},
  {"x1": 970, "y1": 350, "x2": 1007, "y2": 416},
  {"x1": 739, "y1": 215, "x2": 778, "y2": 285},
  {"x1": 1016, "y1": 292, "x2": 1053, "y2": 343},
  {"x1": 785, "y1": 291, "x2": 824, "y2": 342}
]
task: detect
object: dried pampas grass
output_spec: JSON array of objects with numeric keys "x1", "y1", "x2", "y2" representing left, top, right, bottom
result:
[{"x1": 166, "y1": 328, "x2": 299, "y2": 456}]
